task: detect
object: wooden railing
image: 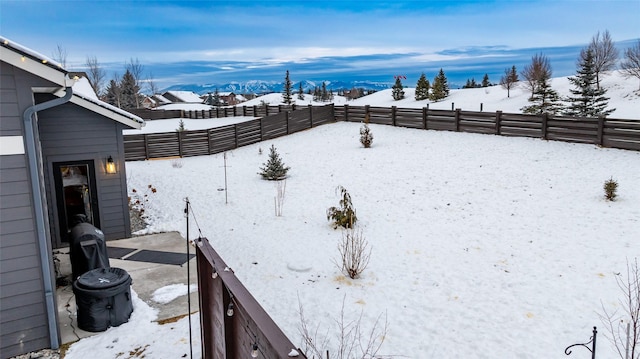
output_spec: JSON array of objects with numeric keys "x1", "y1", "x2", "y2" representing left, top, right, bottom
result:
[{"x1": 195, "y1": 237, "x2": 306, "y2": 359}]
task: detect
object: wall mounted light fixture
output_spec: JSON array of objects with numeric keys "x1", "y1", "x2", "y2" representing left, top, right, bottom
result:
[{"x1": 106, "y1": 156, "x2": 117, "y2": 174}]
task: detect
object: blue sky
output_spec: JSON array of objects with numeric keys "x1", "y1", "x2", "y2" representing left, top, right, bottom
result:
[{"x1": 1, "y1": 0, "x2": 639, "y2": 89}]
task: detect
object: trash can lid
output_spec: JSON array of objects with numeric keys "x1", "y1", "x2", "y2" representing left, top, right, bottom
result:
[{"x1": 76, "y1": 267, "x2": 130, "y2": 289}]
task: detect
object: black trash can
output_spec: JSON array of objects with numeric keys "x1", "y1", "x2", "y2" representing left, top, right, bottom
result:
[
  {"x1": 73, "y1": 267, "x2": 134, "y2": 332},
  {"x1": 69, "y1": 221, "x2": 110, "y2": 280}
]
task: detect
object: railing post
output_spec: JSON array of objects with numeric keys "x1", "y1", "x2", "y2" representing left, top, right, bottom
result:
[
  {"x1": 242, "y1": 105, "x2": 247, "y2": 117},
  {"x1": 344, "y1": 104, "x2": 349, "y2": 122},
  {"x1": 309, "y1": 105, "x2": 313, "y2": 128},
  {"x1": 144, "y1": 134, "x2": 149, "y2": 160},
  {"x1": 286, "y1": 111, "x2": 290, "y2": 135},
  {"x1": 265, "y1": 103, "x2": 269, "y2": 116},
  {"x1": 455, "y1": 108, "x2": 461, "y2": 132},
  {"x1": 178, "y1": 131, "x2": 183, "y2": 157},
  {"x1": 542, "y1": 113, "x2": 549, "y2": 139},
  {"x1": 365, "y1": 105, "x2": 370, "y2": 123},
  {"x1": 496, "y1": 110, "x2": 502, "y2": 135}
]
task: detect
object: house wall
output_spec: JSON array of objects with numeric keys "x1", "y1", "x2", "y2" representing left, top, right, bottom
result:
[
  {"x1": 0, "y1": 62, "x2": 56, "y2": 358},
  {"x1": 35, "y1": 94, "x2": 132, "y2": 248}
]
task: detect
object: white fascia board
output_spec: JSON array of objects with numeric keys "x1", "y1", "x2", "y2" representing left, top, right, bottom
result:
[
  {"x1": 1, "y1": 46, "x2": 67, "y2": 86},
  {"x1": 67, "y1": 95, "x2": 144, "y2": 129}
]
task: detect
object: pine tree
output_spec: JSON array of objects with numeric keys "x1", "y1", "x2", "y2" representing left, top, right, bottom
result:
[
  {"x1": 213, "y1": 88, "x2": 222, "y2": 107},
  {"x1": 415, "y1": 73, "x2": 430, "y2": 101},
  {"x1": 429, "y1": 68, "x2": 449, "y2": 101},
  {"x1": 282, "y1": 70, "x2": 293, "y2": 104},
  {"x1": 258, "y1": 145, "x2": 290, "y2": 180},
  {"x1": 392, "y1": 77, "x2": 404, "y2": 100},
  {"x1": 104, "y1": 78, "x2": 121, "y2": 108},
  {"x1": 119, "y1": 69, "x2": 140, "y2": 109},
  {"x1": 521, "y1": 71, "x2": 563, "y2": 115},
  {"x1": 564, "y1": 48, "x2": 614, "y2": 117},
  {"x1": 482, "y1": 73, "x2": 491, "y2": 87},
  {"x1": 321, "y1": 82, "x2": 329, "y2": 102},
  {"x1": 297, "y1": 82, "x2": 305, "y2": 100},
  {"x1": 500, "y1": 66, "x2": 519, "y2": 98}
]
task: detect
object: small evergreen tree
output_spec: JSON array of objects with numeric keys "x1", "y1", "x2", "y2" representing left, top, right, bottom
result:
[
  {"x1": 415, "y1": 73, "x2": 430, "y2": 101},
  {"x1": 282, "y1": 70, "x2": 293, "y2": 104},
  {"x1": 326, "y1": 186, "x2": 357, "y2": 229},
  {"x1": 258, "y1": 145, "x2": 290, "y2": 180},
  {"x1": 429, "y1": 68, "x2": 449, "y2": 101},
  {"x1": 564, "y1": 48, "x2": 614, "y2": 117},
  {"x1": 176, "y1": 119, "x2": 186, "y2": 132},
  {"x1": 359, "y1": 114, "x2": 373, "y2": 148},
  {"x1": 521, "y1": 73, "x2": 563, "y2": 115},
  {"x1": 392, "y1": 77, "x2": 405, "y2": 100},
  {"x1": 482, "y1": 73, "x2": 491, "y2": 87},
  {"x1": 297, "y1": 82, "x2": 305, "y2": 100}
]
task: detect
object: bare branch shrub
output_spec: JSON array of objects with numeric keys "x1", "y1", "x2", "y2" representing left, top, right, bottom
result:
[
  {"x1": 334, "y1": 227, "x2": 371, "y2": 280},
  {"x1": 274, "y1": 179, "x2": 286, "y2": 216},
  {"x1": 299, "y1": 295, "x2": 388, "y2": 359},
  {"x1": 599, "y1": 258, "x2": 639, "y2": 359}
]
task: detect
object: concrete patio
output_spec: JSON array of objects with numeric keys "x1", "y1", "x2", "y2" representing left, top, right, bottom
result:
[{"x1": 54, "y1": 231, "x2": 198, "y2": 346}]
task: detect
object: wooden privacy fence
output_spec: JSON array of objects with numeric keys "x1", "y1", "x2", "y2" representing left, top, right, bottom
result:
[
  {"x1": 130, "y1": 104, "x2": 304, "y2": 121},
  {"x1": 336, "y1": 105, "x2": 640, "y2": 151},
  {"x1": 195, "y1": 237, "x2": 306, "y2": 359},
  {"x1": 124, "y1": 105, "x2": 334, "y2": 161}
]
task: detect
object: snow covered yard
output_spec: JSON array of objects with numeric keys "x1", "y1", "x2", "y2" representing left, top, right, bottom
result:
[{"x1": 123, "y1": 121, "x2": 639, "y2": 358}]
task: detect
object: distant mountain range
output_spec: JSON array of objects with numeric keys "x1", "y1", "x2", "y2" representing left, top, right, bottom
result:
[{"x1": 162, "y1": 80, "x2": 393, "y2": 95}]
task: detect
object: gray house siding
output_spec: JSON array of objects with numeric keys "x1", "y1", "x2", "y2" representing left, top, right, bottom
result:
[
  {"x1": 36, "y1": 94, "x2": 132, "y2": 248},
  {"x1": 0, "y1": 63, "x2": 55, "y2": 357}
]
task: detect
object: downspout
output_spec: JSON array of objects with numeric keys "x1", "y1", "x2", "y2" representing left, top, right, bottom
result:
[{"x1": 23, "y1": 87, "x2": 73, "y2": 350}]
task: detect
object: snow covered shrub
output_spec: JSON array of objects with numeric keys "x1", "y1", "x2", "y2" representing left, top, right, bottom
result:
[
  {"x1": 258, "y1": 144, "x2": 290, "y2": 180},
  {"x1": 359, "y1": 114, "x2": 373, "y2": 148},
  {"x1": 327, "y1": 186, "x2": 357, "y2": 229},
  {"x1": 171, "y1": 159, "x2": 183, "y2": 168},
  {"x1": 604, "y1": 177, "x2": 618, "y2": 201},
  {"x1": 335, "y1": 226, "x2": 371, "y2": 279}
]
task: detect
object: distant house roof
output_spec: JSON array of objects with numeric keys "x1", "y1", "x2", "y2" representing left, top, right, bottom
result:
[
  {"x1": 152, "y1": 94, "x2": 172, "y2": 105},
  {"x1": 0, "y1": 36, "x2": 144, "y2": 129},
  {"x1": 163, "y1": 90, "x2": 203, "y2": 103}
]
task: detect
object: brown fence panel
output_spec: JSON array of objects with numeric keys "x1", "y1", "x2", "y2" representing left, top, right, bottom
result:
[
  {"x1": 546, "y1": 116, "x2": 599, "y2": 144},
  {"x1": 262, "y1": 112, "x2": 288, "y2": 140},
  {"x1": 209, "y1": 125, "x2": 237, "y2": 154},
  {"x1": 603, "y1": 119, "x2": 640, "y2": 150},
  {"x1": 288, "y1": 110, "x2": 311, "y2": 133},
  {"x1": 236, "y1": 119, "x2": 262, "y2": 147},
  {"x1": 344, "y1": 105, "x2": 367, "y2": 123},
  {"x1": 334, "y1": 104, "x2": 346, "y2": 122},
  {"x1": 498, "y1": 113, "x2": 543, "y2": 138},
  {"x1": 195, "y1": 237, "x2": 306, "y2": 359},
  {"x1": 368, "y1": 106, "x2": 393, "y2": 125},
  {"x1": 123, "y1": 134, "x2": 147, "y2": 161},
  {"x1": 146, "y1": 132, "x2": 180, "y2": 158},
  {"x1": 459, "y1": 111, "x2": 497, "y2": 135},
  {"x1": 312, "y1": 105, "x2": 336, "y2": 126},
  {"x1": 395, "y1": 107, "x2": 424, "y2": 129},
  {"x1": 426, "y1": 109, "x2": 456, "y2": 131},
  {"x1": 181, "y1": 129, "x2": 210, "y2": 157}
]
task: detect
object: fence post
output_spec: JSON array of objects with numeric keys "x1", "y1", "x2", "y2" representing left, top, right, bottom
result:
[
  {"x1": 422, "y1": 106, "x2": 428, "y2": 130},
  {"x1": 597, "y1": 115, "x2": 604, "y2": 146},
  {"x1": 201, "y1": 110, "x2": 205, "y2": 119},
  {"x1": 344, "y1": 104, "x2": 349, "y2": 122},
  {"x1": 234, "y1": 124, "x2": 239, "y2": 149},
  {"x1": 455, "y1": 108, "x2": 461, "y2": 132},
  {"x1": 233, "y1": 106, "x2": 237, "y2": 117},
  {"x1": 496, "y1": 110, "x2": 502, "y2": 135},
  {"x1": 144, "y1": 134, "x2": 149, "y2": 160},
  {"x1": 253, "y1": 105, "x2": 258, "y2": 117},
  {"x1": 309, "y1": 105, "x2": 313, "y2": 128},
  {"x1": 207, "y1": 129, "x2": 212, "y2": 155},
  {"x1": 242, "y1": 105, "x2": 247, "y2": 117},
  {"x1": 365, "y1": 105, "x2": 370, "y2": 123},
  {"x1": 265, "y1": 103, "x2": 269, "y2": 116},
  {"x1": 392, "y1": 106, "x2": 397, "y2": 126},
  {"x1": 178, "y1": 131, "x2": 183, "y2": 157},
  {"x1": 451, "y1": 102, "x2": 455, "y2": 111},
  {"x1": 286, "y1": 111, "x2": 290, "y2": 135},
  {"x1": 292, "y1": 103, "x2": 296, "y2": 111},
  {"x1": 542, "y1": 113, "x2": 548, "y2": 139}
]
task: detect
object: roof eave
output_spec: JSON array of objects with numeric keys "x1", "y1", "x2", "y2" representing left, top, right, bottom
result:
[{"x1": 0, "y1": 45, "x2": 69, "y2": 87}]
